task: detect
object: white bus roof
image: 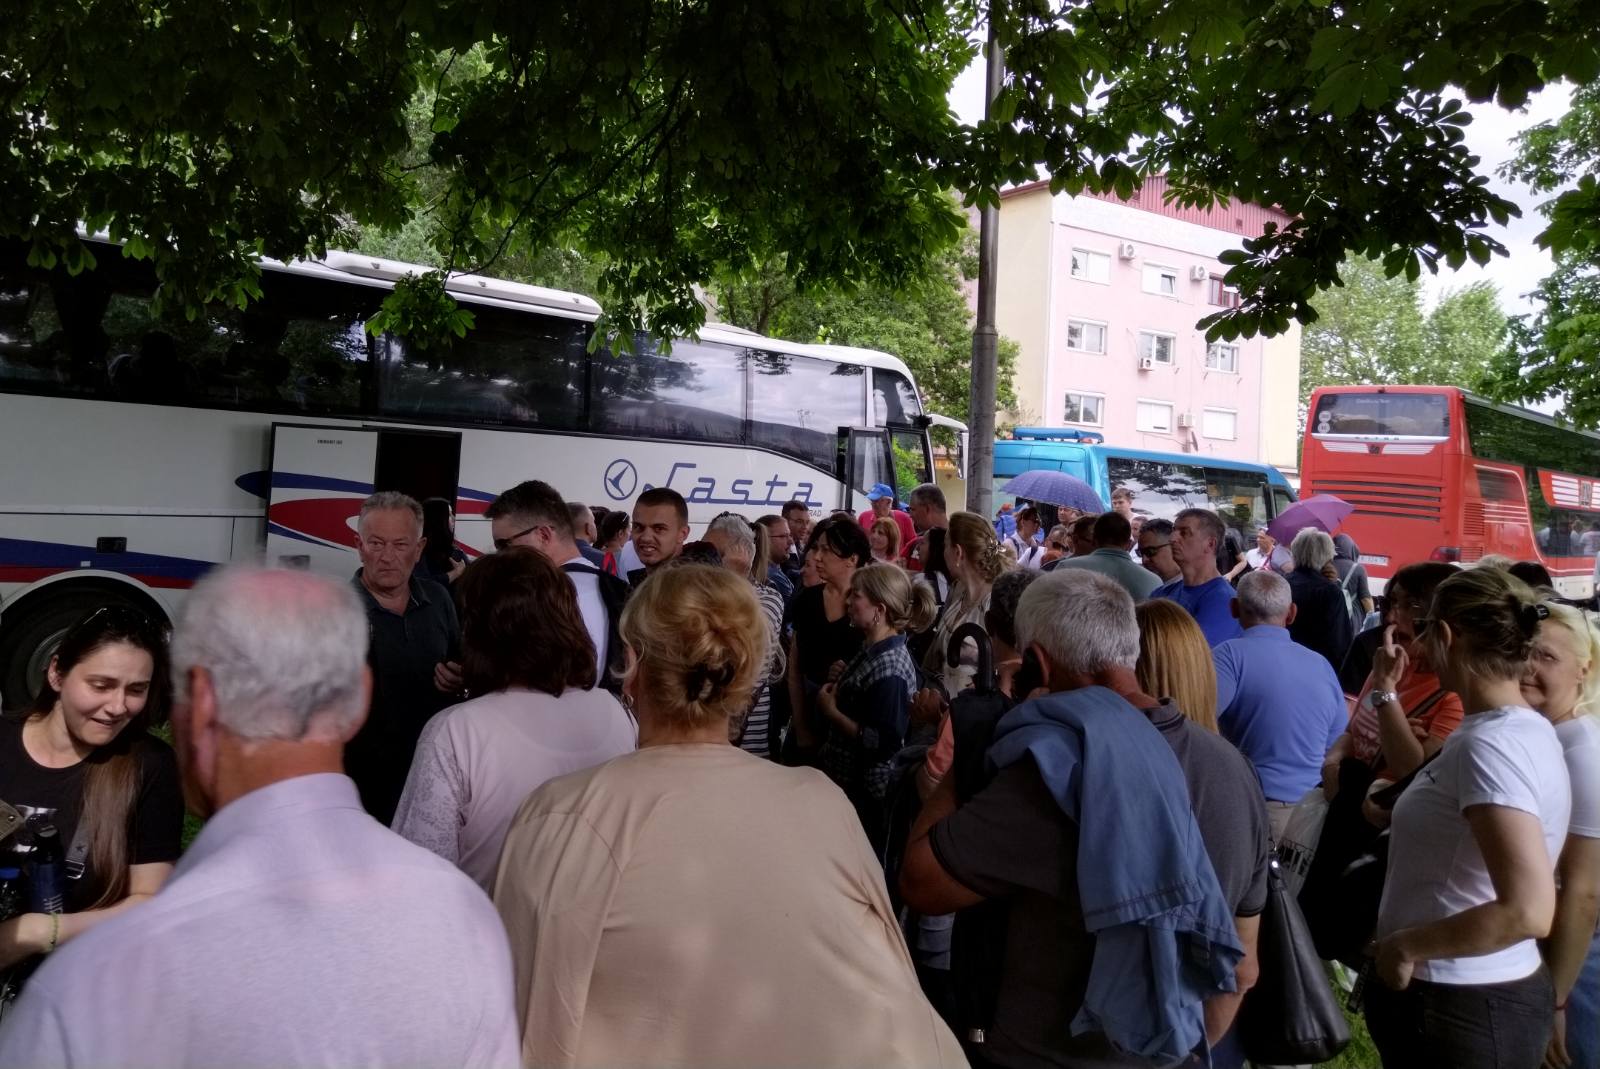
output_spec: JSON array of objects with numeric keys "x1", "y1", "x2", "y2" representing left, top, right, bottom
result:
[{"x1": 318, "y1": 250, "x2": 603, "y2": 317}]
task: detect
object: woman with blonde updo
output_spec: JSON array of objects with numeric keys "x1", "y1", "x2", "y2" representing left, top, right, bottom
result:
[
  {"x1": 492, "y1": 565, "x2": 963, "y2": 1069},
  {"x1": 1365, "y1": 568, "x2": 1572, "y2": 1069},
  {"x1": 814, "y1": 564, "x2": 938, "y2": 846}
]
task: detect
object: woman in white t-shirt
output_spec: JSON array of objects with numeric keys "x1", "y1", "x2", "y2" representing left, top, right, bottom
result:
[
  {"x1": 1366, "y1": 567, "x2": 1572, "y2": 1069},
  {"x1": 1523, "y1": 601, "x2": 1600, "y2": 1069}
]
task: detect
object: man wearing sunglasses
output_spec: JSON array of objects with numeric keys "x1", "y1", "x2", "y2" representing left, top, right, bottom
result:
[
  {"x1": 1137, "y1": 518, "x2": 1181, "y2": 584},
  {"x1": 485, "y1": 480, "x2": 628, "y2": 695}
]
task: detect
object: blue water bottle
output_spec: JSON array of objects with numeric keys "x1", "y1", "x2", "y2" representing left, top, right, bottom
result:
[{"x1": 27, "y1": 825, "x2": 64, "y2": 915}]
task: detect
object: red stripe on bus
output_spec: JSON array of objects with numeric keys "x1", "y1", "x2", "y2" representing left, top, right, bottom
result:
[{"x1": 0, "y1": 566, "x2": 196, "y2": 590}]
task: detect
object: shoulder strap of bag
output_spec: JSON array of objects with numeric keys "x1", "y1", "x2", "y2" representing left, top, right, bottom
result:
[
  {"x1": 1407, "y1": 687, "x2": 1448, "y2": 722},
  {"x1": 65, "y1": 815, "x2": 90, "y2": 880}
]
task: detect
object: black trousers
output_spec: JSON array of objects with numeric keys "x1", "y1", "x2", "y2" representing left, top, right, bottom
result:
[{"x1": 1365, "y1": 965, "x2": 1553, "y2": 1069}]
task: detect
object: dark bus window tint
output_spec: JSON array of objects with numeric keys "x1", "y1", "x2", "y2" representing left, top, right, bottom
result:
[
  {"x1": 1104, "y1": 457, "x2": 1207, "y2": 521},
  {"x1": 873, "y1": 368, "x2": 922, "y2": 425},
  {"x1": 848, "y1": 431, "x2": 892, "y2": 498},
  {"x1": 1465, "y1": 400, "x2": 1600, "y2": 557},
  {"x1": 1204, "y1": 467, "x2": 1270, "y2": 540},
  {"x1": 378, "y1": 303, "x2": 589, "y2": 429},
  {"x1": 590, "y1": 336, "x2": 745, "y2": 444},
  {"x1": 1311, "y1": 392, "x2": 1449, "y2": 438},
  {"x1": 749, "y1": 350, "x2": 865, "y2": 471},
  {"x1": 0, "y1": 245, "x2": 379, "y2": 414},
  {"x1": 1272, "y1": 486, "x2": 1296, "y2": 518}
]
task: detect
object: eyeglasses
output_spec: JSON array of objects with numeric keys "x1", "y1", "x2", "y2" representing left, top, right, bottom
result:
[
  {"x1": 492, "y1": 524, "x2": 550, "y2": 551},
  {"x1": 1138, "y1": 542, "x2": 1171, "y2": 558},
  {"x1": 1374, "y1": 595, "x2": 1426, "y2": 616}
]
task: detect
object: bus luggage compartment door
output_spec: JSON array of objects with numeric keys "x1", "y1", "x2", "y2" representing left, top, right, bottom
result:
[{"x1": 265, "y1": 423, "x2": 384, "y2": 574}]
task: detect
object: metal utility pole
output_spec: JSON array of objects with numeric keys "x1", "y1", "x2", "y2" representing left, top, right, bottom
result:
[{"x1": 966, "y1": 11, "x2": 1003, "y2": 518}]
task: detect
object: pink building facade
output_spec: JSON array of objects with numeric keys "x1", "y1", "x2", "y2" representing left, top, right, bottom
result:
[{"x1": 993, "y1": 179, "x2": 1303, "y2": 471}]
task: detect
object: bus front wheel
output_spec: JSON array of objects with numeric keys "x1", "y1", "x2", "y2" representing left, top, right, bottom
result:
[{"x1": 0, "y1": 586, "x2": 161, "y2": 714}]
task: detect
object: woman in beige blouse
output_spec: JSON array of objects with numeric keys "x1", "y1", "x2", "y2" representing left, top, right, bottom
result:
[{"x1": 492, "y1": 564, "x2": 964, "y2": 1069}]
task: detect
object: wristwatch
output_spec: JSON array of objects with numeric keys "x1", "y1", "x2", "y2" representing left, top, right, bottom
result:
[{"x1": 1368, "y1": 689, "x2": 1400, "y2": 709}]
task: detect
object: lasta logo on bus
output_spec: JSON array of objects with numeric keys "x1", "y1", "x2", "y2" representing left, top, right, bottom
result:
[{"x1": 606, "y1": 458, "x2": 824, "y2": 509}]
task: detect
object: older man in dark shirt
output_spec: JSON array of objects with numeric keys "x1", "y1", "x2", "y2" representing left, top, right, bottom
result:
[{"x1": 347, "y1": 491, "x2": 462, "y2": 824}]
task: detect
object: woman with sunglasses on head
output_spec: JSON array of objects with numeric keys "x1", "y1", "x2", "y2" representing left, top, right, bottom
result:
[
  {"x1": 0, "y1": 606, "x2": 183, "y2": 972},
  {"x1": 1365, "y1": 567, "x2": 1572, "y2": 1068},
  {"x1": 1523, "y1": 600, "x2": 1600, "y2": 1069},
  {"x1": 1322, "y1": 561, "x2": 1465, "y2": 796}
]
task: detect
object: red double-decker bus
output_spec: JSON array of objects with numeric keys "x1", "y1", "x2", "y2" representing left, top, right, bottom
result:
[{"x1": 1300, "y1": 385, "x2": 1600, "y2": 600}]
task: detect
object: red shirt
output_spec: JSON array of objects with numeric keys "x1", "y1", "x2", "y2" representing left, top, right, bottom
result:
[{"x1": 858, "y1": 508, "x2": 917, "y2": 556}]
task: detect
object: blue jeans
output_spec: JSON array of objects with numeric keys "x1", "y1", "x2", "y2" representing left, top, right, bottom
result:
[
  {"x1": 1569, "y1": 929, "x2": 1600, "y2": 1069},
  {"x1": 1365, "y1": 966, "x2": 1553, "y2": 1069}
]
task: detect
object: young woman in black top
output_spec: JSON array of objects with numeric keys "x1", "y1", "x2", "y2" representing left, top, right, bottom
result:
[
  {"x1": 785, "y1": 517, "x2": 871, "y2": 757},
  {"x1": 0, "y1": 606, "x2": 183, "y2": 969}
]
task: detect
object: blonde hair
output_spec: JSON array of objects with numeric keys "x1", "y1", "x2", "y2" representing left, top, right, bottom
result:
[
  {"x1": 871, "y1": 516, "x2": 902, "y2": 560},
  {"x1": 850, "y1": 563, "x2": 937, "y2": 634},
  {"x1": 1134, "y1": 600, "x2": 1220, "y2": 733},
  {"x1": 620, "y1": 564, "x2": 765, "y2": 730},
  {"x1": 947, "y1": 512, "x2": 1010, "y2": 584},
  {"x1": 1540, "y1": 600, "x2": 1600, "y2": 719},
  {"x1": 1426, "y1": 567, "x2": 1544, "y2": 683}
]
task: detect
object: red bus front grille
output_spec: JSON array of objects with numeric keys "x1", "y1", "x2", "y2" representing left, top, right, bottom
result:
[{"x1": 1306, "y1": 479, "x2": 1443, "y2": 520}]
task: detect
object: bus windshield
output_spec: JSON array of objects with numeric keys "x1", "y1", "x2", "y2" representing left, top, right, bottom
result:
[{"x1": 1311, "y1": 392, "x2": 1449, "y2": 439}]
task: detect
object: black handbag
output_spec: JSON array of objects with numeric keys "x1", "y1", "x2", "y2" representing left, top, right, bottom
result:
[{"x1": 1238, "y1": 853, "x2": 1351, "y2": 1065}]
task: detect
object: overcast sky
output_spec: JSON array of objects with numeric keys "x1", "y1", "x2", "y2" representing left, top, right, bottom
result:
[{"x1": 948, "y1": 65, "x2": 1575, "y2": 314}]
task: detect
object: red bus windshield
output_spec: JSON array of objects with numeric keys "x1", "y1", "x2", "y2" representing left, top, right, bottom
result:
[{"x1": 1301, "y1": 386, "x2": 1600, "y2": 600}]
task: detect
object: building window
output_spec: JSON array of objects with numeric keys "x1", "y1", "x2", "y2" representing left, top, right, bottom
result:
[
  {"x1": 1070, "y1": 249, "x2": 1111, "y2": 284},
  {"x1": 1137, "y1": 331, "x2": 1175, "y2": 364},
  {"x1": 1142, "y1": 265, "x2": 1179, "y2": 296},
  {"x1": 1208, "y1": 276, "x2": 1240, "y2": 308},
  {"x1": 1205, "y1": 342, "x2": 1239, "y2": 373},
  {"x1": 1136, "y1": 400, "x2": 1174, "y2": 434},
  {"x1": 1066, "y1": 319, "x2": 1107, "y2": 354},
  {"x1": 1063, "y1": 392, "x2": 1105, "y2": 426},
  {"x1": 1202, "y1": 407, "x2": 1238, "y2": 440}
]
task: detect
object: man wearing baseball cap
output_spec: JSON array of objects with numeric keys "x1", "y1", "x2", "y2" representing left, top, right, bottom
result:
[{"x1": 857, "y1": 482, "x2": 917, "y2": 558}]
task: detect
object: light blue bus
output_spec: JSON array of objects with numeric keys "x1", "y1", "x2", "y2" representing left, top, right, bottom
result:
[{"x1": 994, "y1": 428, "x2": 1298, "y2": 542}]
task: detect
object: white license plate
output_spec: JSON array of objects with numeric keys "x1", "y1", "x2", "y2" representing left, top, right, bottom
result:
[{"x1": 1358, "y1": 554, "x2": 1389, "y2": 566}]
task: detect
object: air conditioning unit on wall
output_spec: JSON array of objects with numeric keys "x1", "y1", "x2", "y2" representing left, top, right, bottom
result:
[
  {"x1": 1190, "y1": 264, "x2": 1209, "y2": 281},
  {"x1": 1118, "y1": 241, "x2": 1138, "y2": 260},
  {"x1": 1177, "y1": 411, "x2": 1194, "y2": 428},
  {"x1": 1138, "y1": 355, "x2": 1155, "y2": 371}
]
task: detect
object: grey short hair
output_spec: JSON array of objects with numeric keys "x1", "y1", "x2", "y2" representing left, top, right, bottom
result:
[
  {"x1": 909, "y1": 483, "x2": 946, "y2": 512},
  {"x1": 1237, "y1": 569, "x2": 1292, "y2": 625},
  {"x1": 706, "y1": 513, "x2": 756, "y2": 560},
  {"x1": 1015, "y1": 570, "x2": 1140, "y2": 674},
  {"x1": 358, "y1": 491, "x2": 423, "y2": 536},
  {"x1": 1175, "y1": 507, "x2": 1224, "y2": 549},
  {"x1": 171, "y1": 566, "x2": 370, "y2": 740},
  {"x1": 1290, "y1": 528, "x2": 1336, "y2": 571}
]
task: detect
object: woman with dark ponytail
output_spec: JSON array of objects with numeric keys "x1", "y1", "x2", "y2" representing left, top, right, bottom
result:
[
  {"x1": 492, "y1": 565, "x2": 961, "y2": 1068},
  {"x1": 1364, "y1": 568, "x2": 1573, "y2": 1069},
  {"x1": 0, "y1": 606, "x2": 182, "y2": 970}
]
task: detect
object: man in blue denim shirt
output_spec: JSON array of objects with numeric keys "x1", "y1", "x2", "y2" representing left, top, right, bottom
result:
[{"x1": 901, "y1": 571, "x2": 1264, "y2": 1069}]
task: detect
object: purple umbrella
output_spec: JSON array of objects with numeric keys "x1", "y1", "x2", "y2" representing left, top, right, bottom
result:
[
  {"x1": 1267, "y1": 494, "x2": 1354, "y2": 543},
  {"x1": 1001, "y1": 470, "x2": 1106, "y2": 514}
]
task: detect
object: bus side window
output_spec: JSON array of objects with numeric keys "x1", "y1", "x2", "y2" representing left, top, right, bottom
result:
[
  {"x1": 590, "y1": 336, "x2": 746, "y2": 444},
  {"x1": 749, "y1": 351, "x2": 864, "y2": 472},
  {"x1": 377, "y1": 302, "x2": 588, "y2": 430},
  {"x1": 1203, "y1": 467, "x2": 1270, "y2": 540}
]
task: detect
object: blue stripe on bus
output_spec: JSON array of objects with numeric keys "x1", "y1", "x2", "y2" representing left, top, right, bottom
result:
[{"x1": 0, "y1": 537, "x2": 215, "y2": 581}]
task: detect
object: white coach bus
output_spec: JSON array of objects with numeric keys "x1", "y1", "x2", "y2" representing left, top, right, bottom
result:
[{"x1": 0, "y1": 241, "x2": 946, "y2": 708}]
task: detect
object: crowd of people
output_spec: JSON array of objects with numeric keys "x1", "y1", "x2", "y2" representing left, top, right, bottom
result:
[{"x1": 0, "y1": 477, "x2": 1596, "y2": 1069}]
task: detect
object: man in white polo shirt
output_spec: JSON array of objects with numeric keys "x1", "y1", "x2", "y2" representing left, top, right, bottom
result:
[{"x1": 486, "y1": 480, "x2": 628, "y2": 694}]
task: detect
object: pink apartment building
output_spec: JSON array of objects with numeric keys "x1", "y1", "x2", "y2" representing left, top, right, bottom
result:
[{"x1": 993, "y1": 178, "x2": 1304, "y2": 473}]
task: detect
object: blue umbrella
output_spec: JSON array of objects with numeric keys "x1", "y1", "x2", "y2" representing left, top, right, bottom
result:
[{"x1": 1001, "y1": 470, "x2": 1106, "y2": 514}]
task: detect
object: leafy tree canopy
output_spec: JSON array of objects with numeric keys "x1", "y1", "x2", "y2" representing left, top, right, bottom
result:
[
  {"x1": 5, "y1": 0, "x2": 1597, "y2": 348},
  {"x1": 1482, "y1": 82, "x2": 1600, "y2": 427},
  {"x1": 1300, "y1": 256, "x2": 1509, "y2": 405}
]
